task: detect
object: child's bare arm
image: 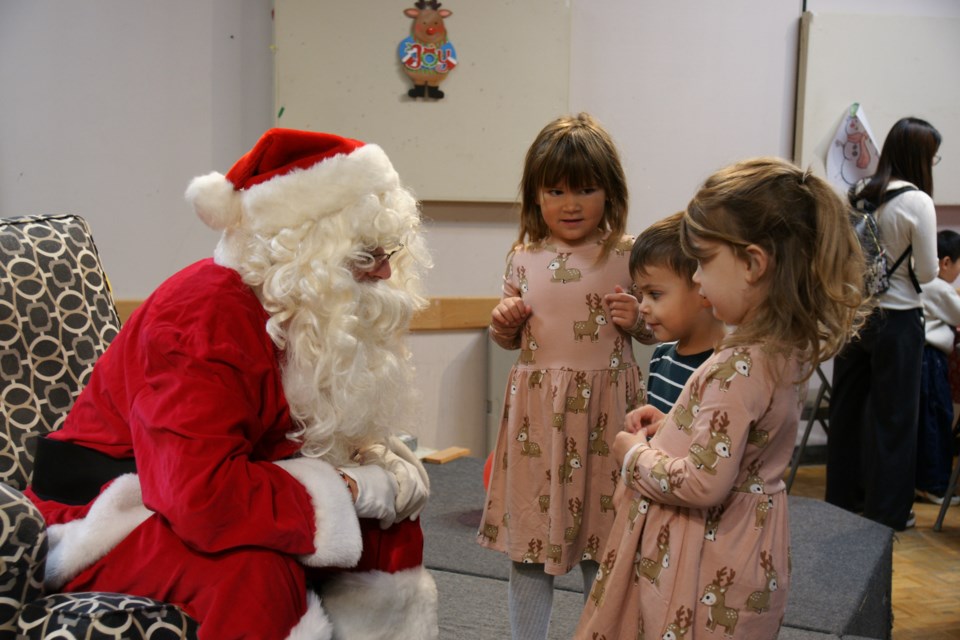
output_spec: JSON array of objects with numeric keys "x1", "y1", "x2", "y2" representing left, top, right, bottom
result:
[{"x1": 604, "y1": 285, "x2": 657, "y2": 344}]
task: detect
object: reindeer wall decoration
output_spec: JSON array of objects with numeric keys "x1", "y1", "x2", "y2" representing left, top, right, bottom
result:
[{"x1": 398, "y1": 0, "x2": 457, "y2": 99}]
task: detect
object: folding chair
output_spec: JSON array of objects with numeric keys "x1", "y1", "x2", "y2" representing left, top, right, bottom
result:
[{"x1": 786, "y1": 364, "x2": 831, "y2": 493}]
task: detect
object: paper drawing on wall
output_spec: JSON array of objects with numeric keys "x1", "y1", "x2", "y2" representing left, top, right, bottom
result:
[
  {"x1": 826, "y1": 103, "x2": 880, "y2": 194},
  {"x1": 398, "y1": 0, "x2": 457, "y2": 99}
]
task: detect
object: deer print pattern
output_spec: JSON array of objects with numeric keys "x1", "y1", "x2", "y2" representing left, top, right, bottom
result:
[
  {"x1": 479, "y1": 237, "x2": 646, "y2": 578},
  {"x1": 574, "y1": 346, "x2": 799, "y2": 639}
]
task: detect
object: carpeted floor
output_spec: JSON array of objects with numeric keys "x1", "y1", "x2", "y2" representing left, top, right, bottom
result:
[{"x1": 420, "y1": 456, "x2": 892, "y2": 640}]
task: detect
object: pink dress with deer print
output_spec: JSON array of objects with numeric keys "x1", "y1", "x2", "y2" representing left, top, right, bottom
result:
[
  {"x1": 574, "y1": 345, "x2": 800, "y2": 640},
  {"x1": 478, "y1": 235, "x2": 646, "y2": 577}
]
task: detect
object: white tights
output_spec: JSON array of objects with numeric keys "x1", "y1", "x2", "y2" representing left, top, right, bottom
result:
[{"x1": 508, "y1": 560, "x2": 599, "y2": 640}]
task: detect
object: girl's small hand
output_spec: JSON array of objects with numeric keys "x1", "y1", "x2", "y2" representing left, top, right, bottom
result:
[
  {"x1": 603, "y1": 285, "x2": 641, "y2": 330},
  {"x1": 613, "y1": 429, "x2": 648, "y2": 465},
  {"x1": 624, "y1": 405, "x2": 664, "y2": 435},
  {"x1": 491, "y1": 296, "x2": 532, "y2": 331}
]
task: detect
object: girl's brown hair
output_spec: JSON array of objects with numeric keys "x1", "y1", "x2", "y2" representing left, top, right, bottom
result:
[
  {"x1": 681, "y1": 157, "x2": 867, "y2": 379},
  {"x1": 517, "y1": 113, "x2": 628, "y2": 261}
]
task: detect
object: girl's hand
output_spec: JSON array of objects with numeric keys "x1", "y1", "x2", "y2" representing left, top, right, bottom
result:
[
  {"x1": 613, "y1": 429, "x2": 648, "y2": 465},
  {"x1": 624, "y1": 405, "x2": 665, "y2": 435},
  {"x1": 603, "y1": 285, "x2": 640, "y2": 330},
  {"x1": 491, "y1": 296, "x2": 532, "y2": 332}
]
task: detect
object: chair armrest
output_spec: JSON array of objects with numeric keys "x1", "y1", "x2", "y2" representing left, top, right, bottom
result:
[{"x1": 0, "y1": 482, "x2": 47, "y2": 626}]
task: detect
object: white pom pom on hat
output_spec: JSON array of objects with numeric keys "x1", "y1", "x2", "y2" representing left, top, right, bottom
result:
[{"x1": 185, "y1": 128, "x2": 399, "y2": 234}]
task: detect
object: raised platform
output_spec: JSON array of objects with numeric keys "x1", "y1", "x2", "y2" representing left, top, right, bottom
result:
[{"x1": 421, "y1": 456, "x2": 892, "y2": 640}]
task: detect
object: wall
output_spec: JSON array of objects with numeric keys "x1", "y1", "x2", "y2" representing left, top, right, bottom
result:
[{"x1": 3, "y1": 0, "x2": 957, "y2": 455}]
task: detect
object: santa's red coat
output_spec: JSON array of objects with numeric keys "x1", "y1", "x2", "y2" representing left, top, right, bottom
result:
[{"x1": 26, "y1": 259, "x2": 437, "y2": 640}]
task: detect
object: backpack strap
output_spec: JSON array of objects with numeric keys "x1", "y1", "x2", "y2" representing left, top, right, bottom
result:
[{"x1": 879, "y1": 185, "x2": 921, "y2": 293}]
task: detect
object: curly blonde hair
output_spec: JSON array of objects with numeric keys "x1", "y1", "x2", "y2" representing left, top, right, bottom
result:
[
  {"x1": 215, "y1": 186, "x2": 431, "y2": 464},
  {"x1": 681, "y1": 157, "x2": 867, "y2": 379}
]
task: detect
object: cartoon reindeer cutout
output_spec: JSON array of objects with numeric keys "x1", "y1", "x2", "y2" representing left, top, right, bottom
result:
[
  {"x1": 703, "y1": 348, "x2": 752, "y2": 392},
  {"x1": 626, "y1": 375, "x2": 645, "y2": 411},
  {"x1": 590, "y1": 549, "x2": 617, "y2": 607},
  {"x1": 650, "y1": 455, "x2": 685, "y2": 494},
  {"x1": 519, "y1": 324, "x2": 538, "y2": 364},
  {"x1": 566, "y1": 372, "x2": 592, "y2": 413},
  {"x1": 609, "y1": 336, "x2": 629, "y2": 385},
  {"x1": 564, "y1": 497, "x2": 583, "y2": 542},
  {"x1": 672, "y1": 380, "x2": 703, "y2": 433},
  {"x1": 746, "y1": 551, "x2": 779, "y2": 614},
  {"x1": 521, "y1": 538, "x2": 543, "y2": 564},
  {"x1": 398, "y1": 1, "x2": 457, "y2": 99},
  {"x1": 688, "y1": 410, "x2": 733, "y2": 474},
  {"x1": 558, "y1": 437, "x2": 583, "y2": 484},
  {"x1": 635, "y1": 524, "x2": 671, "y2": 585},
  {"x1": 574, "y1": 294, "x2": 608, "y2": 342},
  {"x1": 589, "y1": 413, "x2": 610, "y2": 456},
  {"x1": 516, "y1": 416, "x2": 541, "y2": 457},
  {"x1": 661, "y1": 605, "x2": 694, "y2": 640},
  {"x1": 747, "y1": 419, "x2": 770, "y2": 448},
  {"x1": 548, "y1": 252, "x2": 581, "y2": 283},
  {"x1": 517, "y1": 265, "x2": 529, "y2": 294},
  {"x1": 704, "y1": 504, "x2": 726, "y2": 542},
  {"x1": 538, "y1": 493, "x2": 550, "y2": 513},
  {"x1": 700, "y1": 567, "x2": 739, "y2": 636},
  {"x1": 581, "y1": 534, "x2": 600, "y2": 562},
  {"x1": 599, "y1": 469, "x2": 619, "y2": 514}
]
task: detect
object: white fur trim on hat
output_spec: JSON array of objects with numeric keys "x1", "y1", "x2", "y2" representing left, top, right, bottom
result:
[
  {"x1": 274, "y1": 457, "x2": 364, "y2": 568},
  {"x1": 186, "y1": 171, "x2": 243, "y2": 231},
  {"x1": 320, "y1": 566, "x2": 439, "y2": 640},
  {"x1": 241, "y1": 144, "x2": 399, "y2": 235}
]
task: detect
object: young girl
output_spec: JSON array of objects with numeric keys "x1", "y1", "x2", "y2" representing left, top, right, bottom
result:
[
  {"x1": 575, "y1": 157, "x2": 866, "y2": 639},
  {"x1": 479, "y1": 113, "x2": 654, "y2": 639}
]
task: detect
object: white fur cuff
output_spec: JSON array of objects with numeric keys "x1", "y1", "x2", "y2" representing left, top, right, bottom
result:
[{"x1": 274, "y1": 458, "x2": 363, "y2": 568}]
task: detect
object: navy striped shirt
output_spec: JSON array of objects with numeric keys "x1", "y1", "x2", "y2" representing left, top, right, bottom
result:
[{"x1": 646, "y1": 341, "x2": 713, "y2": 413}]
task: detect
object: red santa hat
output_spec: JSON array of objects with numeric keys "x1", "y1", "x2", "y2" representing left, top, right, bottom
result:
[{"x1": 185, "y1": 128, "x2": 402, "y2": 235}]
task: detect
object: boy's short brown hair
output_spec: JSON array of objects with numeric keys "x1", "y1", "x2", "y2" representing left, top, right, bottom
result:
[{"x1": 630, "y1": 211, "x2": 698, "y2": 282}]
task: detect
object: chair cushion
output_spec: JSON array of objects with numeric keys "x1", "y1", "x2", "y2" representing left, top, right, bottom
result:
[
  {"x1": 0, "y1": 214, "x2": 121, "y2": 490},
  {"x1": 0, "y1": 483, "x2": 47, "y2": 634},
  {"x1": 17, "y1": 592, "x2": 198, "y2": 639}
]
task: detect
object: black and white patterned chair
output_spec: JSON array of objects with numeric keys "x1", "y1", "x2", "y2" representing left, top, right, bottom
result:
[{"x1": 0, "y1": 214, "x2": 198, "y2": 639}]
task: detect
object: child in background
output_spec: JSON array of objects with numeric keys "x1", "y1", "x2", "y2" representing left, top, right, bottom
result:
[
  {"x1": 575, "y1": 157, "x2": 866, "y2": 639},
  {"x1": 916, "y1": 229, "x2": 960, "y2": 506},
  {"x1": 480, "y1": 113, "x2": 655, "y2": 640},
  {"x1": 627, "y1": 211, "x2": 726, "y2": 420}
]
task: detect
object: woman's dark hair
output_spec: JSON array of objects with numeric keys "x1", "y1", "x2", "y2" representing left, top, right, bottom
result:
[{"x1": 855, "y1": 117, "x2": 941, "y2": 205}]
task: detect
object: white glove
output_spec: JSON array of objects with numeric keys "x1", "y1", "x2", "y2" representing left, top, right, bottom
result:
[
  {"x1": 340, "y1": 464, "x2": 398, "y2": 529},
  {"x1": 362, "y1": 436, "x2": 431, "y2": 522}
]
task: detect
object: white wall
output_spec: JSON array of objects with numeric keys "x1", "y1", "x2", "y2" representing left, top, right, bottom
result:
[{"x1": 3, "y1": 0, "x2": 956, "y2": 454}]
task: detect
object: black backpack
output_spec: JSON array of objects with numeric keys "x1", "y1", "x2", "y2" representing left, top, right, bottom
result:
[{"x1": 850, "y1": 185, "x2": 919, "y2": 297}]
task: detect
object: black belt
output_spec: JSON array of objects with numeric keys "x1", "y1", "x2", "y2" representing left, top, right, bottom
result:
[{"x1": 31, "y1": 437, "x2": 137, "y2": 505}]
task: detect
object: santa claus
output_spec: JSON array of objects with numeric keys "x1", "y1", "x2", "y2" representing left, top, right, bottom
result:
[{"x1": 25, "y1": 128, "x2": 438, "y2": 639}]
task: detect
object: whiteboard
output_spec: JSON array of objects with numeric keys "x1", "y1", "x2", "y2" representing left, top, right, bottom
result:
[
  {"x1": 274, "y1": 0, "x2": 570, "y2": 202},
  {"x1": 795, "y1": 11, "x2": 960, "y2": 204}
]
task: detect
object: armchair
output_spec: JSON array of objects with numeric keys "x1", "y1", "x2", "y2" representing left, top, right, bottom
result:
[{"x1": 0, "y1": 214, "x2": 198, "y2": 638}]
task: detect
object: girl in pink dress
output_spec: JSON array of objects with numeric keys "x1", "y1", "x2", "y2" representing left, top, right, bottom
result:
[
  {"x1": 575, "y1": 157, "x2": 868, "y2": 639},
  {"x1": 479, "y1": 113, "x2": 655, "y2": 639}
]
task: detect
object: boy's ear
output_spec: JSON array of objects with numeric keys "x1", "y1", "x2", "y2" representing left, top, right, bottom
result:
[
  {"x1": 743, "y1": 244, "x2": 770, "y2": 284},
  {"x1": 699, "y1": 294, "x2": 713, "y2": 309}
]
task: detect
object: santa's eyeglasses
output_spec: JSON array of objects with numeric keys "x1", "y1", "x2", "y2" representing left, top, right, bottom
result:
[{"x1": 357, "y1": 244, "x2": 404, "y2": 271}]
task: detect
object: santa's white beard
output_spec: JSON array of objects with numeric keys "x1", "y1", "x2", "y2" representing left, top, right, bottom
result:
[{"x1": 280, "y1": 278, "x2": 420, "y2": 466}]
